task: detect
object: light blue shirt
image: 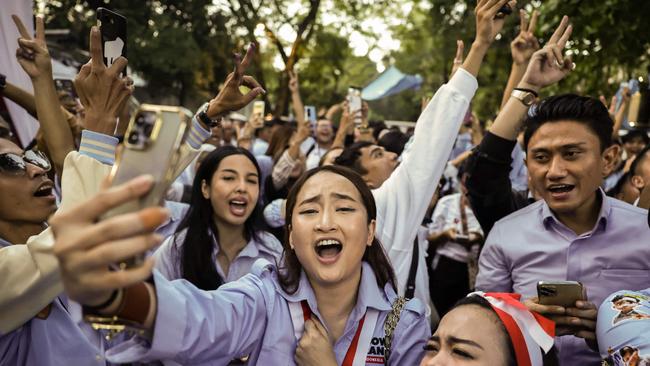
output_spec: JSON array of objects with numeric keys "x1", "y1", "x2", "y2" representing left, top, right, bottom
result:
[
  {"x1": 0, "y1": 240, "x2": 105, "y2": 365},
  {"x1": 105, "y1": 261, "x2": 430, "y2": 365},
  {"x1": 476, "y1": 191, "x2": 650, "y2": 365},
  {"x1": 153, "y1": 228, "x2": 283, "y2": 283}
]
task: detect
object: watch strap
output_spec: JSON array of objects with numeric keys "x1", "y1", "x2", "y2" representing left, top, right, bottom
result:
[{"x1": 513, "y1": 87, "x2": 539, "y2": 98}]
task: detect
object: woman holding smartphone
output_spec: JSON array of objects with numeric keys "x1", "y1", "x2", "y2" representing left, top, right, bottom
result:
[
  {"x1": 52, "y1": 165, "x2": 429, "y2": 365},
  {"x1": 152, "y1": 146, "x2": 282, "y2": 290}
]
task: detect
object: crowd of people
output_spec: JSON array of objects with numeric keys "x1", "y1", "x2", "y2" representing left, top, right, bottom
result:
[{"x1": 1, "y1": 0, "x2": 650, "y2": 365}]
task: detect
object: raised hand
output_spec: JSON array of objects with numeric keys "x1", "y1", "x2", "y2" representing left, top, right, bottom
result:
[
  {"x1": 450, "y1": 40, "x2": 465, "y2": 78},
  {"x1": 13, "y1": 15, "x2": 51, "y2": 80},
  {"x1": 475, "y1": 0, "x2": 517, "y2": 46},
  {"x1": 520, "y1": 16, "x2": 573, "y2": 92},
  {"x1": 511, "y1": 9, "x2": 540, "y2": 66},
  {"x1": 52, "y1": 175, "x2": 168, "y2": 307},
  {"x1": 75, "y1": 26, "x2": 133, "y2": 135},
  {"x1": 207, "y1": 43, "x2": 266, "y2": 119},
  {"x1": 288, "y1": 70, "x2": 300, "y2": 94}
]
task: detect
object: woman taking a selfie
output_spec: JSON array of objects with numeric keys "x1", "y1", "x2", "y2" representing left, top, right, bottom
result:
[
  {"x1": 52, "y1": 165, "x2": 429, "y2": 365},
  {"x1": 152, "y1": 146, "x2": 282, "y2": 290}
]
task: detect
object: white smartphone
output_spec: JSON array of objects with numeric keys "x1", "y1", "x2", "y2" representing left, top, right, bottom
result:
[{"x1": 304, "y1": 105, "x2": 317, "y2": 129}]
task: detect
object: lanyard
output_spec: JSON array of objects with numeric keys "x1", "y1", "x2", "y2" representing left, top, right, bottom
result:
[{"x1": 288, "y1": 300, "x2": 379, "y2": 366}]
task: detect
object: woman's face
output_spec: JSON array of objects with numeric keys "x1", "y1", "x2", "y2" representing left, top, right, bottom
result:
[
  {"x1": 202, "y1": 154, "x2": 260, "y2": 227},
  {"x1": 420, "y1": 305, "x2": 510, "y2": 366},
  {"x1": 289, "y1": 171, "x2": 375, "y2": 287}
]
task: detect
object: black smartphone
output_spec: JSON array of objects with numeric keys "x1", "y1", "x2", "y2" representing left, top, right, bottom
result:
[
  {"x1": 96, "y1": 7, "x2": 127, "y2": 75},
  {"x1": 497, "y1": 4, "x2": 513, "y2": 17}
]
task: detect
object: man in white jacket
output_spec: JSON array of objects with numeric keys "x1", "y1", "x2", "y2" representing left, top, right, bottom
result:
[{"x1": 335, "y1": 0, "x2": 513, "y2": 320}]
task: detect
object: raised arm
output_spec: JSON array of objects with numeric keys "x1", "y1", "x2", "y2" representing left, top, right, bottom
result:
[
  {"x1": 466, "y1": 16, "x2": 574, "y2": 233},
  {"x1": 288, "y1": 70, "x2": 305, "y2": 124},
  {"x1": 52, "y1": 176, "x2": 269, "y2": 364},
  {"x1": 372, "y1": 0, "x2": 508, "y2": 291},
  {"x1": 13, "y1": 15, "x2": 74, "y2": 175},
  {"x1": 0, "y1": 79, "x2": 37, "y2": 118},
  {"x1": 500, "y1": 9, "x2": 540, "y2": 109}
]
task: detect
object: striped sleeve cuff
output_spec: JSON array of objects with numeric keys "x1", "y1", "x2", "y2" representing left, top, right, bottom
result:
[
  {"x1": 79, "y1": 130, "x2": 119, "y2": 165},
  {"x1": 187, "y1": 116, "x2": 211, "y2": 149}
]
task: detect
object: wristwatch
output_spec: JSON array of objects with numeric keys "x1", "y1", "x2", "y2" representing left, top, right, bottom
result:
[
  {"x1": 511, "y1": 88, "x2": 538, "y2": 107},
  {"x1": 195, "y1": 102, "x2": 221, "y2": 128}
]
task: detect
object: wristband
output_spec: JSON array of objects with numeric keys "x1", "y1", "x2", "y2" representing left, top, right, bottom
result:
[
  {"x1": 83, "y1": 289, "x2": 120, "y2": 313},
  {"x1": 513, "y1": 87, "x2": 539, "y2": 98}
]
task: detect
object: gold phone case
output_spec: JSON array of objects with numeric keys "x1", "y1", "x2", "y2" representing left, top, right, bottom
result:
[
  {"x1": 104, "y1": 104, "x2": 191, "y2": 267},
  {"x1": 537, "y1": 281, "x2": 584, "y2": 307}
]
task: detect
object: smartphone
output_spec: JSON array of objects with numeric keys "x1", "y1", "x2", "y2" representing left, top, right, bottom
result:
[
  {"x1": 537, "y1": 281, "x2": 585, "y2": 307},
  {"x1": 497, "y1": 4, "x2": 513, "y2": 17},
  {"x1": 347, "y1": 87, "x2": 363, "y2": 125},
  {"x1": 54, "y1": 79, "x2": 77, "y2": 99},
  {"x1": 304, "y1": 105, "x2": 317, "y2": 129},
  {"x1": 253, "y1": 101, "x2": 265, "y2": 117},
  {"x1": 96, "y1": 8, "x2": 127, "y2": 75},
  {"x1": 104, "y1": 104, "x2": 191, "y2": 267}
]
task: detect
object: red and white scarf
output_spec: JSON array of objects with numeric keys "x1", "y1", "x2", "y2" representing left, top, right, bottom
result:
[{"x1": 469, "y1": 292, "x2": 556, "y2": 366}]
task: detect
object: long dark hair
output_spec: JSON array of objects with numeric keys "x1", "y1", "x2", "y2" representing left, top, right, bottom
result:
[
  {"x1": 278, "y1": 164, "x2": 397, "y2": 294},
  {"x1": 175, "y1": 146, "x2": 265, "y2": 290}
]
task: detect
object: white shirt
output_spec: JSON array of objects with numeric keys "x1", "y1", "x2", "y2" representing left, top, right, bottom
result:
[
  {"x1": 428, "y1": 193, "x2": 483, "y2": 264},
  {"x1": 371, "y1": 68, "x2": 478, "y2": 319}
]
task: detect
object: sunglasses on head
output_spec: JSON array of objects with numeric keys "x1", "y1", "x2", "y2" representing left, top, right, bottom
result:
[{"x1": 0, "y1": 150, "x2": 51, "y2": 176}]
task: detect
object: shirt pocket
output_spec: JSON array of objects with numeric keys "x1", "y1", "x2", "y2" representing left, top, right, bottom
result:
[{"x1": 595, "y1": 269, "x2": 650, "y2": 302}]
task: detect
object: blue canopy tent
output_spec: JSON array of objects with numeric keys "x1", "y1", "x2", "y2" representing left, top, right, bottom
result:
[{"x1": 361, "y1": 66, "x2": 423, "y2": 101}]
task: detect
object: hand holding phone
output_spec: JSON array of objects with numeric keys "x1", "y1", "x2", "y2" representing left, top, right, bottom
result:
[
  {"x1": 104, "y1": 104, "x2": 191, "y2": 267},
  {"x1": 537, "y1": 280, "x2": 585, "y2": 307},
  {"x1": 304, "y1": 105, "x2": 317, "y2": 129},
  {"x1": 347, "y1": 88, "x2": 363, "y2": 126},
  {"x1": 96, "y1": 8, "x2": 127, "y2": 75}
]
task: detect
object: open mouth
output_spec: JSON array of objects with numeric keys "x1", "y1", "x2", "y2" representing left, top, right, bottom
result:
[
  {"x1": 229, "y1": 199, "x2": 248, "y2": 216},
  {"x1": 315, "y1": 239, "x2": 343, "y2": 260},
  {"x1": 547, "y1": 184, "x2": 575, "y2": 199},
  {"x1": 33, "y1": 184, "x2": 54, "y2": 198}
]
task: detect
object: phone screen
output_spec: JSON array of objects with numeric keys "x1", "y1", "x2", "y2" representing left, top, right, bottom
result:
[
  {"x1": 97, "y1": 8, "x2": 127, "y2": 76},
  {"x1": 347, "y1": 88, "x2": 362, "y2": 124}
]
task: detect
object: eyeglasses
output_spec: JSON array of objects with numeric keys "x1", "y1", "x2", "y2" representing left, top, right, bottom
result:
[{"x1": 0, "y1": 150, "x2": 51, "y2": 176}]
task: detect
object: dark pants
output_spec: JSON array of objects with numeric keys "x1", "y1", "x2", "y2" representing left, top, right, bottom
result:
[{"x1": 429, "y1": 255, "x2": 470, "y2": 318}]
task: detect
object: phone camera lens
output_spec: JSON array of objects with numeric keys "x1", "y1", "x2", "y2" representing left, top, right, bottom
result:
[{"x1": 127, "y1": 131, "x2": 139, "y2": 144}]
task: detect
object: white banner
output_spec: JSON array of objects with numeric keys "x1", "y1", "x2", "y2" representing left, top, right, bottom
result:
[{"x1": 0, "y1": 1, "x2": 39, "y2": 147}]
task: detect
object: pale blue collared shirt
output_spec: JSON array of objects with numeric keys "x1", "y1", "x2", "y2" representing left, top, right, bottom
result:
[
  {"x1": 0, "y1": 239, "x2": 106, "y2": 365},
  {"x1": 105, "y1": 261, "x2": 430, "y2": 365},
  {"x1": 476, "y1": 190, "x2": 650, "y2": 365}
]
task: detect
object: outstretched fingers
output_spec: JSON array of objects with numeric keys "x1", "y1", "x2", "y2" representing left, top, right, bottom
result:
[
  {"x1": 528, "y1": 10, "x2": 539, "y2": 34},
  {"x1": 12, "y1": 15, "x2": 32, "y2": 40},
  {"x1": 89, "y1": 26, "x2": 105, "y2": 70},
  {"x1": 558, "y1": 24, "x2": 573, "y2": 49},
  {"x1": 548, "y1": 15, "x2": 569, "y2": 44},
  {"x1": 35, "y1": 16, "x2": 45, "y2": 42}
]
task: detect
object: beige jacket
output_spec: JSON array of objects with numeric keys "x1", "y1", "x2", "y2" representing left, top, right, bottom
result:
[{"x1": 0, "y1": 120, "x2": 208, "y2": 334}]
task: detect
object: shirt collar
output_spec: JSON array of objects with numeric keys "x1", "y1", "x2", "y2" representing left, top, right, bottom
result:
[
  {"x1": 541, "y1": 188, "x2": 611, "y2": 231},
  {"x1": 278, "y1": 261, "x2": 392, "y2": 321}
]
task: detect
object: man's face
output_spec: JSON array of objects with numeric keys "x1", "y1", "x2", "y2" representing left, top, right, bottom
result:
[
  {"x1": 315, "y1": 119, "x2": 334, "y2": 144},
  {"x1": 526, "y1": 121, "x2": 615, "y2": 216},
  {"x1": 613, "y1": 297, "x2": 638, "y2": 313},
  {"x1": 0, "y1": 139, "x2": 56, "y2": 225},
  {"x1": 623, "y1": 136, "x2": 646, "y2": 156},
  {"x1": 359, "y1": 144, "x2": 398, "y2": 189}
]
